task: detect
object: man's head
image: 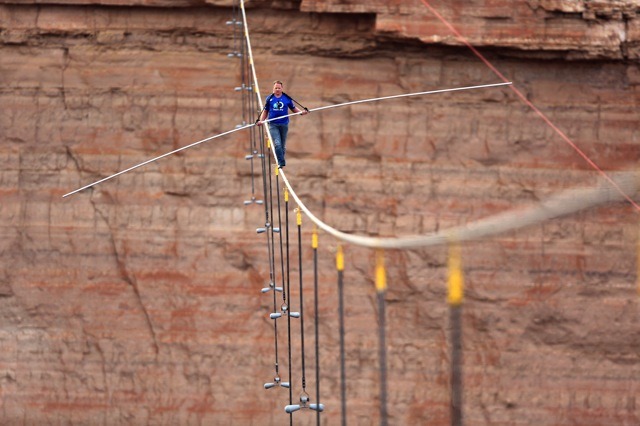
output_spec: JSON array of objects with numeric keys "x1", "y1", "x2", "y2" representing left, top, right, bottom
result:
[{"x1": 273, "y1": 80, "x2": 283, "y2": 96}]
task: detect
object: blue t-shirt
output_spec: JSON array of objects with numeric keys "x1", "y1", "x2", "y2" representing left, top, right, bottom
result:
[{"x1": 265, "y1": 94, "x2": 295, "y2": 125}]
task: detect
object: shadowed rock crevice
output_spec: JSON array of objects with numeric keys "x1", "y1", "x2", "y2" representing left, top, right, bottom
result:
[{"x1": 90, "y1": 196, "x2": 160, "y2": 356}]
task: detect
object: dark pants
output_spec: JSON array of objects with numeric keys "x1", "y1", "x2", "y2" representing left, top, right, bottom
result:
[{"x1": 268, "y1": 123, "x2": 289, "y2": 167}]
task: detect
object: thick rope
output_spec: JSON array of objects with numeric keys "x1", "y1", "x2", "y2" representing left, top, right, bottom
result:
[
  {"x1": 64, "y1": 2, "x2": 639, "y2": 253},
  {"x1": 280, "y1": 171, "x2": 639, "y2": 249}
]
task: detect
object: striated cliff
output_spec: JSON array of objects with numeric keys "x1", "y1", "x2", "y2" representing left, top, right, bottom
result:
[{"x1": 1, "y1": 0, "x2": 639, "y2": 424}]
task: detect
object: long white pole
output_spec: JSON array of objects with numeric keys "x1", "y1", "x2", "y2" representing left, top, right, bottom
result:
[
  {"x1": 62, "y1": 82, "x2": 511, "y2": 198},
  {"x1": 63, "y1": 124, "x2": 253, "y2": 198}
]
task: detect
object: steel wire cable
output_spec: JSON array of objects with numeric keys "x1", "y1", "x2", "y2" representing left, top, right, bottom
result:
[
  {"x1": 312, "y1": 229, "x2": 321, "y2": 426},
  {"x1": 56, "y1": 2, "x2": 640, "y2": 424},
  {"x1": 236, "y1": 0, "x2": 639, "y2": 251},
  {"x1": 336, "y1": 245, "x2": 347, "y2": 426},
  {"x1": 63, "y1": 1, "x2": 640, "y2": 255},
  {"x1": 296, "y1": 209, "x2": 308, "y2": 396},
  {"x1": 275, "y1": 170, "x2": 288, "y2": 309},
  {"x1": 285, "y1": 190, "x2": 294, "y2": 425},
  {"x1": 375, "y1": 250, "x2": 388, "y2": 426}
]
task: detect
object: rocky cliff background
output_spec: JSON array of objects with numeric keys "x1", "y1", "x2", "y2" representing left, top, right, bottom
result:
[{"x1": 1, "y1": 0, "x2": 639, "y2": 424}]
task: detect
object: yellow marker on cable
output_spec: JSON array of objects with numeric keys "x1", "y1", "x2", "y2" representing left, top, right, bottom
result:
[
  {"x1": 275, "y1": 166, "x2": 279, "y2": 177},
  {"x1": 375, "y1": 250, "x2": 387, "y2": 293},
  {"x1": 284, "y1": 188, "x2": 289, "y2": 203},
  {"x1": 296, "y1": 208, "x2": 302, "y2": 226},
  {"x1": 312, "y1": 228, "x2": 318, "y2": 249},
  {"x1": 336, "y1": 245, "x2": 344, "y2": 272},
  {"x1": 447, "y1": 242, "x2": 464, "y2": 306}
]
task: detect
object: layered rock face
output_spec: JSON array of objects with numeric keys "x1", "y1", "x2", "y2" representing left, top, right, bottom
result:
[{"x1": 1, "y1": 0, "x2": 639, "y2": 425}]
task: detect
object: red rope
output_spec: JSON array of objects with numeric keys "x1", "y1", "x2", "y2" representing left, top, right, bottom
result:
[{"x1": 419, "y1": 0, "x2": 640, "y2": 212}]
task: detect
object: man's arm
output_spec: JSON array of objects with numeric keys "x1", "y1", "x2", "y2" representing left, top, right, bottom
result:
[{"x1": 256, "y1": 108, "x2": 267, "y2": 126}]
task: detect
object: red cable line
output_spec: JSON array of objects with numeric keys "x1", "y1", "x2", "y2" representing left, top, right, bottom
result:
[{"x1": 419, "y1": 0, "x2": 640, "y2": 212}]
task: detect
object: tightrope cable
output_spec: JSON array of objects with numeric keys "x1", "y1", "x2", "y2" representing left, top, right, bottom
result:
[
  {"x1": 64, "y1": 1, "x2": 638, "y2": 424},
  {"x1": 64, "y1": 2, "x2": 637, "y2": 255},
  {"x1": 278, "y1": 170, "x2": 639, "y2": 249}
]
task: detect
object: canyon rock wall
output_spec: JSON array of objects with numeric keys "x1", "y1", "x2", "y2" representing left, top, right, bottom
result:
[{"x1": 1, "y1": 0, "x2": 639, "y2": 424}]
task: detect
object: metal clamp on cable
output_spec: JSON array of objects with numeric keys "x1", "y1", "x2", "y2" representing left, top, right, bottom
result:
[
  {"x1": 284, "y1": 394, "x2": 324, "y2": 413},
  {"x1": 257, "y1": 222, "x2": 279, "y2": 233},
  {"x1": 281, "y1": 303, "x2": 300, "y2": 318},
  {"x1": 270, "y1": 304, "x2": 299, "y2": 319},
  {"x1": 261, "y1": 282, "x2": 283, "y2": 294},
  {"x1": 245, "y1": 149, "x2": 263, "y2": 160},
  {"x1": 244, "y1": 196, "x2": 264, "y2": 206},
  {"x1": 264, "y1": 376, "x2": 290, "y2": 390}
]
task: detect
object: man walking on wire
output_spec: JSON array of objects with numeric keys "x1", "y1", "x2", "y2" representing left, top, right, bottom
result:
[{"x1": 256, "y1": 80, "x2": 308, "y2": 168}]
